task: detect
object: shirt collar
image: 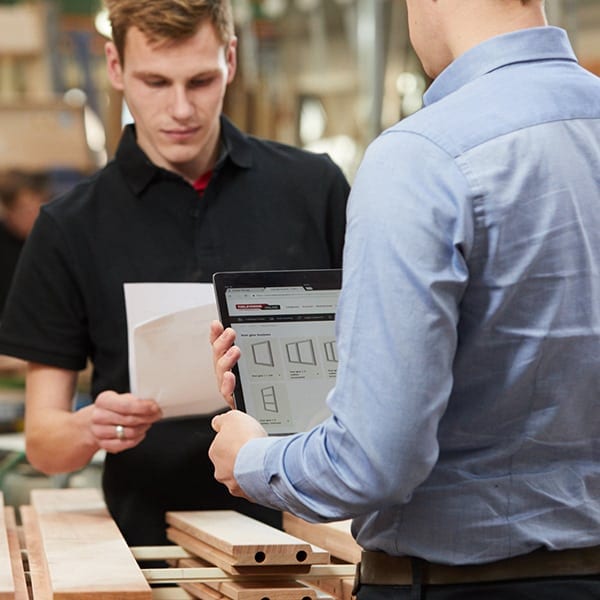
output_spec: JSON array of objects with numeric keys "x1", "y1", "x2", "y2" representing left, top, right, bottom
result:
[
  {"x1": 116, "y1": 114, "x2": 254, "y2": 196},
  {"x1": 424, "y1": 27, "x2": 577, "y2": 107}
]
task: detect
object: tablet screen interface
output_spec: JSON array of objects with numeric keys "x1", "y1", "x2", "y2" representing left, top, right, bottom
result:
[{"x1": 216, "y1": 272, "x2": 340, "y2": 435}]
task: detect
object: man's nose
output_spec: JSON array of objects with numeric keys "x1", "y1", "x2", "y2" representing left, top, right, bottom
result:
[{"x1": 171, "y1": 87, "x2": 195, "y2": 119}]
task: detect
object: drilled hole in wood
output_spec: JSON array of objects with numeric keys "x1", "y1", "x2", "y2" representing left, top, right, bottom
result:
[
  {"x1": 254, "y1": 551, "x2": 266, "y2": 563},
  {"x1": 296, "y1": 550, "x2": 308, "y2": 562}
]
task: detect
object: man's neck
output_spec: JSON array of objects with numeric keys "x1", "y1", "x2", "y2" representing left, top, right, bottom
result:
[
  {"x1": 445, "y1": 0, "x2": 548, "y2": 62},
  {"x1": 178, "y1": 123, "x2": 222, "y2": 185}
]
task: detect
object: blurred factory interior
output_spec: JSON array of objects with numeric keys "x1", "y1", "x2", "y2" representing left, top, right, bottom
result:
[
  {"x1": 0, "y1": 0, "x2": 599, "y2": 183},
  {"x1": 0, "y1": 0, "x2": 599, "y2": 503}
]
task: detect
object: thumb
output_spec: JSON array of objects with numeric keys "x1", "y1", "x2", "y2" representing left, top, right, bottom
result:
[{"x1": 211, "y1": 413, "x2": 223, "y2": 432}]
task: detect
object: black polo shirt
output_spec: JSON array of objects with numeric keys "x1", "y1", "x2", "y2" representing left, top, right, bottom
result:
[{"x1": 0, "y1": 116, "x2": 349, "y2": 545}]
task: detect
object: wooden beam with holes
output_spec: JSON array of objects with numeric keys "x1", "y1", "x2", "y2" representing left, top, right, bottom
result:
[
  {"x1": 166, "y1": 511, "x2": 330, "y2": 570},
  {"x1": 166, "y1": 527, "x2": 320, "y2": 577},
  {"x1": 166, "y1": 557, "x2": 338, "y2": 600},
  {"x1": 24, "y1": 487, "x2": 153, "y2": 599}
]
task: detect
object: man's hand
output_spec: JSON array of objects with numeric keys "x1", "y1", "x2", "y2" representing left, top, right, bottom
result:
[
  {"x1": 209, "y1": 410, "x2": 268, "y2": 499},
  {"x1": 209, "y1": 320, "x2": 241, "y2": 409},
  {"x1": 90, "y1": 390, "x2": 163, "y2": 453}
]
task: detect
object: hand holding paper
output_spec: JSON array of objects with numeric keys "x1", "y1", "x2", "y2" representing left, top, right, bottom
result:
[{"x1": 125, "y1": 283, "x2": 228, "y2": 419}]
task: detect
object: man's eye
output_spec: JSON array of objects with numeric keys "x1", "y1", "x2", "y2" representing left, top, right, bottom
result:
[
  {"x1": 190, "y1": 77, "x2": 214, "y2": 88},
  {"x1": 145, "y1": 79, "x2": 167, "y2": 87}
]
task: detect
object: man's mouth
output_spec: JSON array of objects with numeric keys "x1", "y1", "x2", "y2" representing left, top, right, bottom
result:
[{"x1": 163, "y1": 127, "x2": 200, "y2": 140}]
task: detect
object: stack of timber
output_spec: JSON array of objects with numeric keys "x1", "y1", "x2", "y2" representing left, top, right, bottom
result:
[
  {"x1": 7, "y1": 487, "x2": 358, "y2": 599},
  {"x1": 165, "y1": 510, "x2": 339, "y2": 600}
]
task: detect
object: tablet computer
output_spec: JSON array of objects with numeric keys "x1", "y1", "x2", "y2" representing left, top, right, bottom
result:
[{"x1": 213, "y1": 269, "x2": 341, "y2": 435}]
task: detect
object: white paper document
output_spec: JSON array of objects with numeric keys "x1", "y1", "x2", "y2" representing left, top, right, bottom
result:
[{"x1": 124, "y1": 283, "x2": 227, "y2": 419}]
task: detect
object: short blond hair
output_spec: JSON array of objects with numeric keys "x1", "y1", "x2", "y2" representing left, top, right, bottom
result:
[{"x1": 104, "y1": 0, "x2": 234, "y2": 61}]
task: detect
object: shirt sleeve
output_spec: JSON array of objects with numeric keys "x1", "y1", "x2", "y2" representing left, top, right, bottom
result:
[
  {"x1": 235, "y1": 129, "x2": 475, "y2": 522},
  {"x1": 0, "y1": 208, "x2": 89, "y2": 370}
]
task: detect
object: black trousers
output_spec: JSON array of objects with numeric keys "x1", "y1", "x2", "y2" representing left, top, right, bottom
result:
[{"x1": 356, "y1": 576, "x2": 600, "y2": 600}]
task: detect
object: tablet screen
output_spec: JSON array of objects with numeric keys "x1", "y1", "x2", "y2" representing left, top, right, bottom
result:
[{"x1": 213, "y1": 270, "x2": 341, "y2": 435}]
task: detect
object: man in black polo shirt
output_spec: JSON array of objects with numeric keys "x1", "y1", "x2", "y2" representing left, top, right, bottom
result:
[{"x1": 0, "y1": 0, "x2": 349, "y2": 547}]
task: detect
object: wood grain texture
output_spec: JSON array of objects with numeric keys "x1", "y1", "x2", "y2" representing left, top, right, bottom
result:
[
  {"x1": 178, "y1": 580, "x2": 226, "y2": 600},
  {"x1": 166, "y1": 511, "x2": 329, "y2": 567},
  {"x1": 341, "y1": 579, "x2": 355, "y2": 600},
  {"x1": 4, "y1": 506, "x2": 28, "y2": 600},
  {"x1": 0, "y1": 494, "x2": 16, "y2": 600},
  {"x1": 282, "y1": 515, "x2": 361, "y2": 565},
  {"x1": 28, "y1": 488, "x2": 152, "y2": 599},
  {"x1": 152, "y1": 589, "x2": 194, "y2": 600},
  {"x1": 141, "y1": 564, "x2": 355, "y2": 585},
  {"x1": 205, "y1": 578, "x2": 317, "y2": 600},
  {"x1": 301, "y1": 577, "x2": 355, "y2": 600},
  {"x1": 21, "y1": 505, "x2": 53, "y2": 600},
  {"x1": 167, "y1": 528, "x2": 313, "y2": 576},
  {"x1": 174, "y1": 558, "x2": 334, "y2": 600},
  {"x1": 176, "y1": 558, "x2": 316, "y2": 600}
]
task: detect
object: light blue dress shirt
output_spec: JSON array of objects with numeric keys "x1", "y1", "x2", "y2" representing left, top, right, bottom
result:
[{"x1": 235, "y1": 26, "x2": 600, "y2": 564}]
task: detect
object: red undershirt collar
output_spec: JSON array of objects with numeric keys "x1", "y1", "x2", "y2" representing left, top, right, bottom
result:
[{"x1": 192, "y1": 170, "x2": 213, "y2": 196}]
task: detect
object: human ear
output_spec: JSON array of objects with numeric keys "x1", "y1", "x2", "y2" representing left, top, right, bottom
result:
[
  {"x1": 225, "y1": 37, "x2": 238, "y2": 84},
  {"x1": 105, "y1": 41, "x2": 125, "y2": 91}
]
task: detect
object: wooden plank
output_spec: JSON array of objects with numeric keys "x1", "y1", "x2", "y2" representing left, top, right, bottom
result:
[
  {"x1": 174, "y1": 553, "x2": 314, "y2": 579},
  {"x1": 152, "y1": 589, "x2": 194, "y2": 600},
  {"x1": 142, "y1": 564, "x2": 356, "y2": 585},
  {"x1": 131, "y1": 546, "x2": 193, "y2": 562},
  {"x1": 175, "y1": 557, "x2": 317, "y2": 600},
  {"x1": 159, "y1": 558, "x2": 223, "y2": 600},
  {"x1": 0, "y1": 494, "x2": 15, "y2": 599},
  {"x1": 4, "y1": 506, "x2": 28, "y2": 600},
  {"x1": 205, "y1": 578, "x2": 317, "y2": 600},
  {"x1": 179, "y1": 580, "x2": 334, "y2": 600},
  {"x1": 178, "y1": 580, "x2": 226, "y2": 600},
  {"x1": 282, "y1": 515, "x2": 361, "y2": 565},
  {"x1": 301, "y1": 576, "x2": 355, "y2": 600},
  {"x1": 166, "y1": 511, "x2": 329, "y2": 567},
  {"x1": 301, "y1": 578, "x2": 343, "y2": 600},
  {"x1": 21, "y1": 505, "x2": 53, "y2": 600},
  {"x1": 164, "y1": 554, "x2": 219, "y2": 600},
  {"x1": 167, "y1": 528, "x2": 313, "y2": 576},
  {"x1": 29, "y1": 487, "x2": 152, "y2": 599},
  {"x1": 341, "y1": 579, "x2": 355, "y2": 600}
]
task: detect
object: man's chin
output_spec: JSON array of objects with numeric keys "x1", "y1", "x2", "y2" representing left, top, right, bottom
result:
[{"x1": 161, "y1": 150, "x2": 202, "y2": 172}]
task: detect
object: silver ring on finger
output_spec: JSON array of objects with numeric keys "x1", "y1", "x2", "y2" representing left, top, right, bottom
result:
[{"x1": 115, "y1": 424, "x2": 125, "y2": 441}]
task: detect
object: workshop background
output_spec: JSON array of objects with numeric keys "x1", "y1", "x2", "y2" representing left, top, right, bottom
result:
[{"x1": 0, "y1": 0, "x2": 599, "y2": 506}]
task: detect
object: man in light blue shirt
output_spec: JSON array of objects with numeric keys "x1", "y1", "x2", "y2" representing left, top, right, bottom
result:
[{"x1": 209, "y1": 0, "x2": 600, "y2": 597}]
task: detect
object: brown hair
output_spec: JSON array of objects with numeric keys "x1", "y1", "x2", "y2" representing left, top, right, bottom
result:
[{"x1": 104, "y1": 0, "x2": 234, "y2": 61}]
